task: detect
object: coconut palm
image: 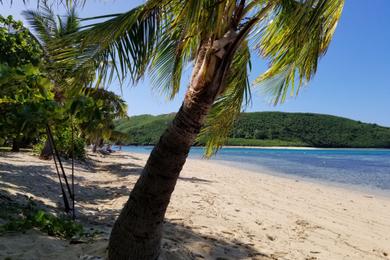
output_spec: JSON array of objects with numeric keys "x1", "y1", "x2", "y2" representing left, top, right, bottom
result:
[
  {"x1": 23, "y1": 3, "x2": 94, "y2": 95},
  {"x1": 22, "y1": 4, "x2": 83, "y2": 158},
  {"x1": 71, "y1": 87, "x2": 127, "y2": 151},
  {"x1": 50, "y1": 0, "x2": 345, "y2": 258},
  {"x1": 23, "y1": 4, "x2": 126, "y2": 156}
]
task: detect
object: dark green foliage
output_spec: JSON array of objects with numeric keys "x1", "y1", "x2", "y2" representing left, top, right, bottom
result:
[
  {"x1": 115, "y1": 114, "x2": 174, "y2": 145},
  {"x1": 0, "y1": 15, "x2": 42, "y2": 67},
  {"x1": 70, "y1": 89, "x2": 127, "y2": 146},
  {"x1": 33, "y1": 126, "x2": 86, "y2": 160},
  {"x1": 115, "y1": 112, "x2": 390, "y2": 148},
  {"x1": 0, "y1": 210, "x2": 84, "y2": 239},
  {"x1": 225, "y1": 138, "x2": 308, "y2": 147},
  {"x1": 0, "y1": 200, "x2": 84, "y2": 240},
  {"x1": 0, "y1": 63, "x2": 56, "y2": 150},
  {"x1": 53, "y1": 128, "x2": 86, "y2": 159},
  {"x1": 232, "y1": 112, "x2": 390, "y2": 148},
  {"x1": 0, "y1": 15, "x2": 126, "y2": 154},
  {"x1": 0, "y1": 16, "x2": 53, "y2": 151}
]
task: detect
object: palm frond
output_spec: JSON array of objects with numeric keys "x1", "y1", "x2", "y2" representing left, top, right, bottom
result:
[
  {"x1": 149, "y1": 24, "x2": 194, "y2": 99},
  {"x1": 49, "y1": 0, "x2": 242, "y2": 90},
  {"x1": 198, "y1": 41, "x2": 251, "y2": 157},
  {"x1": 48, "y1": 2, "x2": 161, "y2": 88},
  {"x1": 23, "y1": 3, "x2": 91, "y2": 91},
  {"x1": 22, "y1": 2, "x2": 59, "y2": 45},
  {"x1": 254, "y1": 0, "x2": 344, "y2": 104}
]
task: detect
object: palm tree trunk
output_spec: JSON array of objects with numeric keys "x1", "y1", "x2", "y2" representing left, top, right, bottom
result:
[
  {"x1": 108, "y1": 40, "x2": 233, "y2": 259},
  {"x1": 11, "y1": 138, "x2": 20, "y2": 152},
  {"x1": 40, "y1": 139, "x2": 52, "y2": 159}
]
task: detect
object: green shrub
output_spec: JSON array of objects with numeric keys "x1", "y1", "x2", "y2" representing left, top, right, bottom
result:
[
  {"x1": 0, "y1": 204, "x2": 84, "y2": 239},
  {"x1": 33, "y1": 126, "x2": 86, "y2": 159},
  {"x1": 32, "y1": 138, "x2": 46, "y2": 155}
]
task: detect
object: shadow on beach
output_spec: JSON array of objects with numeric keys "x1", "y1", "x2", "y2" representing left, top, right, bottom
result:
[{"x1": 0, "y1": 151, "x2": 271, "y2": 259}]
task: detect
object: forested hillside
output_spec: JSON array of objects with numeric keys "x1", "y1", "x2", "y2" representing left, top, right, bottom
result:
[{"x1": 115, "y1": 112, "x2": 390, "y2": 148}]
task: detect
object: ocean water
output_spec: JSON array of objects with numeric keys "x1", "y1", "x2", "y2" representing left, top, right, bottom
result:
[{"x1": 116, "y1": 146, "x2": 390, "y2": 192}]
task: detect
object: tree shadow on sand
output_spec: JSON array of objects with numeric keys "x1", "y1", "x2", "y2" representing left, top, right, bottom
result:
[
  {"x1": 0, "y1": 160, "x2": 132, "y2": 216},
  {"x1": 160, "y1": 220, "x2": 272, "y2": 260},
  {"x1": 0, "y1": 152, "x2": 272, "y2": 259},
  {"x1": 99, "y1": 162, "x2": 143, "y2": 177}
]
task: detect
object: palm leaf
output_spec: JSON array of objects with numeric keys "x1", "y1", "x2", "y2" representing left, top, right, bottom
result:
[
  {"x1": 48, "y1": 2, "x2": 161, "y2": 88},
  {"x1": 198, "y1": 41, "x2": 251, "y2": 157},
  {"x1": 254, "y1": 0, "x2": 344, "y2": 104}
]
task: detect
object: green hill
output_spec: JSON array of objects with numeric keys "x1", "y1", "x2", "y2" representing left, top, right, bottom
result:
[{"x1": 115, "y1": 112, "x2": 390, "y2": 148}]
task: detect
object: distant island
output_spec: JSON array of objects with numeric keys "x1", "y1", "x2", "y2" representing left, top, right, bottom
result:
[{"x1": 115, "y1": 112, "x2": 390, "y2": 148}]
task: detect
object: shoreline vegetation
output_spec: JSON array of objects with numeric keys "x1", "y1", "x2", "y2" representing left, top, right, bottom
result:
[
  {"x1": 115, "y1": 112, "x2": 390, "y2": 149},
  {"x1": 0, "y1": 2, "x2": 388, "y2": 258},
  {"x1": 119, "y1": 145, "x2": 390, "y2": 150},
  {"x1": 1, "y1": 150, "x2": 389, "y2": 259}
]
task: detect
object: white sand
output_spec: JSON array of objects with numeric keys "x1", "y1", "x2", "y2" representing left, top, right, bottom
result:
[{"x1": 0, "y1": 151, "x2": 389, "y2": 259}]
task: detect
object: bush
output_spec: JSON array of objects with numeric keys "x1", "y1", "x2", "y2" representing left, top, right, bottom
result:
[
  {"x1": 0, "y1": 201, "x2": 84, "y2": 239},
  {"x1": 33, "y1": 126, "x2": 86, "y2": 160}
]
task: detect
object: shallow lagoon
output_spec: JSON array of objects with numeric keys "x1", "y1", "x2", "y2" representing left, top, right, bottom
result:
[{"x1": 117, "y1": 146, "x2": 390, "y2": 192}]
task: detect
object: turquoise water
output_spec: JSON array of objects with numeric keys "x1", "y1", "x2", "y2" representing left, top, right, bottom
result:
[{"x1": 116, "y1": 146, "x2": 390, "y2": 192}]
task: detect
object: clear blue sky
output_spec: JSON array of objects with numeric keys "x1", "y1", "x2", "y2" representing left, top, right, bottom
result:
[{"x1": 2, "y1": 0, "x2": 390, "y2": 126}]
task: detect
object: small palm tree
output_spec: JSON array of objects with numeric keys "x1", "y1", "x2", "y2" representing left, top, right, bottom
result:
[
  {"x1": 72, "y1": 87, "x2": 127, "y2": 151},
  {"x1": 52, "y1": 0, "x2": 344, "y2": 258},
  {"x1": 23, "y1": 3, "x2": 94, "y2": 95},
  {"x1": 23, "y1": 3, "x2": 127, "y2": 155}
]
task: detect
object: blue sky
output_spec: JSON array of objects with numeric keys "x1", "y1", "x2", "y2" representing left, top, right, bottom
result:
[{"x1": 2, "y1": 1, "x2": 390, "y2": 126}]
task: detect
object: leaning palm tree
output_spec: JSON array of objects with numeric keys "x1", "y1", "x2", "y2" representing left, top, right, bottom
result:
[{"x1": 52, "y1": 0, "x2": 345, "y2": 258}]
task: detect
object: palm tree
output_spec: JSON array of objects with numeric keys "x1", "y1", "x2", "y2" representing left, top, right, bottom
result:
[
  {"x1": 71, "y1": 87, "x2": 127, "y2": 151},
  {"x1": 23, "y1": 4, "x2": 121, "y2": 156},
  {"x1": 23, "y1": 3, "x2": 86, "y2": 89},
  {"x1": 51, "y1": 0, "x2": 344, "y2": 258},
  {"x1": 22, "y1": 4, "x2": 83, "y2": 158}
]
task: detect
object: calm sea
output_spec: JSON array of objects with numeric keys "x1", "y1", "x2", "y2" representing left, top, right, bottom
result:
[{"x1": 116, "y1": 146, "x2": 390, "y2": 193}]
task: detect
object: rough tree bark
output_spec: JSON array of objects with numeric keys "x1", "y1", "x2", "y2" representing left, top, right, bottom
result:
[
  {"x1": 92, "y1": 143, "x2": 98, "y2": 153},
  {"x1": 11, "y1": 138, "x2": 20, "y2": 152},
  {"x1": 40, "y1": 139, "x2": 52, "y2": 159},
  {"x1": 107, "y1": 36, "x2": 238, "y2": 259}
]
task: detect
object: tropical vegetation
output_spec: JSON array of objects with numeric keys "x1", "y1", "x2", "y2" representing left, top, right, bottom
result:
[
  {"x1": 0, "y1": 198, "x2": 85, "y2": 240},
  {"x1": 116, "y1": 112, "x2": 390, "y2": 148},
  {"x1": 0, "y1": 15, "x2": 53, "y2": 151},
  {"x1": 0, "y1": 10, "x2": 127, "y2": 157},
  {"x1": 1, "y1": 0, "x2": 346, "y2": 258},
  {"x1": 37, "y1": 0, "x2": 346, "y2": 258}
]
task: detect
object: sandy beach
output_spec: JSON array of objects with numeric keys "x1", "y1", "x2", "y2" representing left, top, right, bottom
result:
[{"x1": 0, "y1": 151, "x2": 389, "y2": 260}]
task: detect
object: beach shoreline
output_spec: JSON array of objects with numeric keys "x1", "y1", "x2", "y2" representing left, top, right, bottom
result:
[
  {"x1": 125, "y1": 150, "x2": 390, "y2": 197},
  {"x1": 116, "y1": 145, "x2": 390, "y2": 150},
  {"x1": 1, "y1": 151, "x2": 389, "y2": 259},
  {"x1": 211, "y1": 156, "x2": 390, "y2": 200}
]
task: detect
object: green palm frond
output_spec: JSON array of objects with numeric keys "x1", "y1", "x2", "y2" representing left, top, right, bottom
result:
[
  {"x1": 39, "y1": 0, "x2": 344, "y2": 157},
  {"x1": 49, "y1": 0, "x2": 241, "y2": 90},
  {"x1": 23, "y1": 3, "x2": 80, "y2": 53},
  {"x1": 23, "y1": 4, "x2": 96, "y2": 91},
  {"x1": 198, "y1": 41, "x2": 251, "y2": 157},
  {"x1": 82, "y1": 87, "x2": 128, "y2": 118},
  {"x1": 23, "y1": 2, "x2": 59, "y2": 45},
  {"x1": 48, "y1": 3, "x2": 161, "y2": 88},
  {"x1": 149, "y1": 24, "x2": 196, "y2": 99},
  {"x1": 254, "y1": 0, "x2": 344, "y2": 104}
]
